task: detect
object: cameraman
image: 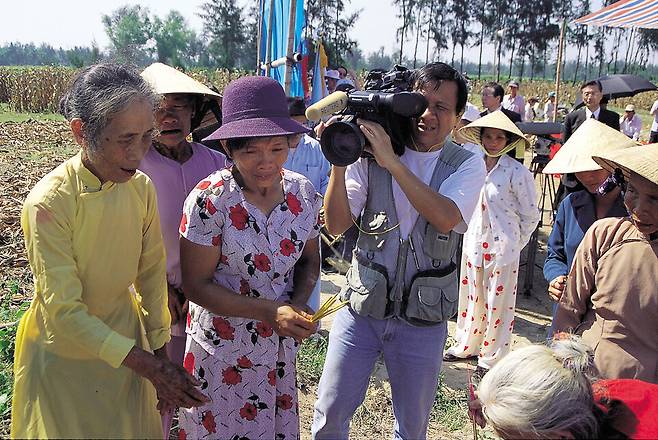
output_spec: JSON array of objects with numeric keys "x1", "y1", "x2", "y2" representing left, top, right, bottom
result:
[{"x1": 312, "y1": 62, "x2": 486, "y2": 439}]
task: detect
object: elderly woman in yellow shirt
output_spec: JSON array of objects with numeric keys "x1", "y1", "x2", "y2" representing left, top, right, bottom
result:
[{"x1": 11, "y1": 63, "x2": 209, "y2": 439}]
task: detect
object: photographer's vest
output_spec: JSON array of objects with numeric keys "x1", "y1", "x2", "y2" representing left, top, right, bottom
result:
[{"x1": 342, "y1": 140, "x2": 473, "y2": 326}]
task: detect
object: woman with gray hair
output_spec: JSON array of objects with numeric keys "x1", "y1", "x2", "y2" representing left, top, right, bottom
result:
[
  {"x1": 11, "y1": 63, "x2": 209, "y2": 439},
  {"x1": 471, "y1": 335, "x2": 658, "y2": 439}
]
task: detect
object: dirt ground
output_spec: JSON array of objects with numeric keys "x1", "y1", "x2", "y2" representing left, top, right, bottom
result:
[{"x1": 0, "y1": 121, "x2": 555, "y2": 439}]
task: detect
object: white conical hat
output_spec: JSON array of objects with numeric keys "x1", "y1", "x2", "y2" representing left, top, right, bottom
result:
[
  {"x1": 141, "y1": 62, "x2": 220, "y2": 97},
  {"x1": 458, "y1": 110, "x2": 529, "y2": 157},
  {"x1": 594, "y1": 143, "x2": 658, "y2": 186},
  {"x1": 542, "y1": 118, "x2": 637, "y2": 174}
]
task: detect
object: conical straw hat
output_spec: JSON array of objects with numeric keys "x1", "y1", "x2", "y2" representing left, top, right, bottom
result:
[
  {"x1": 593, "y1": 143, "x2": 658, "y2": 186},
  {"x1": 141, "y1": 62, "x2": 220, "y2": 97},
  {"x1": 458, "y1": 110, "x2": 529, "y2": 157},
  {"x1": 543, "y1": 118, "x2": 637, "y2": 174}
]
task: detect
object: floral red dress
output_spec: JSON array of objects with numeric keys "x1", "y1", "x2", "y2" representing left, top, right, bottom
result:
[{"x1": 178, "y1": 167, "x2": 321, "y2": 440}]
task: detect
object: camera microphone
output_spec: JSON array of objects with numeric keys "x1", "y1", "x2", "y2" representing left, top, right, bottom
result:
[{"x1": 305, "y1": 91, "x2": 349, "y2": 122}]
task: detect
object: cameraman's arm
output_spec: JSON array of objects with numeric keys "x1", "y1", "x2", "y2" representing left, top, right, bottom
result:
[
  {"x1": 359, "y1": 120, "x2": 483, "y2": 234},
  {"x1": 323, "y1": 166, "x2": 354, "y2": 235}
]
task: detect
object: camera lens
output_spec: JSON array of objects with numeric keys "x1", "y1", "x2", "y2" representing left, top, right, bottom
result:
[{"x1": 320, "y1": 121, "x2": 365, "y2": 166}]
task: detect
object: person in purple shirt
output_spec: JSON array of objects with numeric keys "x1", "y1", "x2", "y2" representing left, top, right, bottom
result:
[{"x1": 139, "y1": 62, "x2": 228, "y2": 437}]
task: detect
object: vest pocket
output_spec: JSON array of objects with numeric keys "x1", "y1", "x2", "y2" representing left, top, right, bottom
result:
[
  {"x1": 422, "y1": 225, "x2": 459, "y2": 263},
  {"x1": 405, "y1": 270, "x2": 458, "y2": 324},
  {"x1": 341, "y1": 261, "x2": 389, "y2": 320}
]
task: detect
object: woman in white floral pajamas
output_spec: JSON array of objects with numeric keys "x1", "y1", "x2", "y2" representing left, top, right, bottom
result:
[{"x1": 444, "y1": 111, "x2": 540, "y2": 375}]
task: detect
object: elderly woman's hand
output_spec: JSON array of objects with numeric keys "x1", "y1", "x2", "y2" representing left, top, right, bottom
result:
[{"x1": 123, "y1": 347, "x2": 210, "y2": 410}]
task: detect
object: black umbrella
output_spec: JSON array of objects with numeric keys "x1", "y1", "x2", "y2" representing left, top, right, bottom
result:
[{"x1": 573, "y1": 74, "x2": 657, "y2": 108}]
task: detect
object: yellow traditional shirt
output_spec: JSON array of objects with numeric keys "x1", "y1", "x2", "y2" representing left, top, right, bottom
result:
[{"x1": 11, "y1": 152, "x2": 170, "y2": 439}]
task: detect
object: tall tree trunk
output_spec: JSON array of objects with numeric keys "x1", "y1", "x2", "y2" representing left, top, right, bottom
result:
[
  {"x1": 573, "y1": 44, "x2": 582, "y2": 85},
  {"x1": 425, "y1": 0, "x2": 435, "y2": 64},
  {"x1": 413, "y1": 4, "x2": 422, "y2": 68},
  {"x1": 623, "y1": 27, "x2": 635, "y2": 73},
  {"x1": 519, "y1": 55, "x2": 525, "y2": 81},
  {"x1": 542, "y1": 47, "x2": 547, "y2": 79},
  {"x1": 584, "y1": 41, "x2": 590, "y2": 80},
  {"x1": 508, "y1": 39, "x2": 515, "y2": 79},
  {"x1": 460, "y1": 43, "x2": 465, "y2": 72},
  {"x1": 451, "y1": 41, "x2": 456, "y2": 66},
  {"x1": 530, "y1": 47, "x2": 535, "y2": 81},
  {"x1": 399, "y1": 0, "x2": 406, "y2": 64},
  {"x1": 477, "y1": 22, "x2": 484, "y2": 79}
]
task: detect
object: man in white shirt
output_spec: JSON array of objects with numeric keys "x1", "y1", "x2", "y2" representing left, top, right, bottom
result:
[
  {"x1": 649, "y1": 99, "x2": 658, "y2": 143},
  {"x1": 544, "y1": 92, "x2": 556, "y2": 121},
  {"x1": 502, "y1": 80, "x2": 525, "y2": 121},
  {"x1": 312, "y1": 62, "x2": 486, "y2": 440},
  {"x1": 620, "y1": 104, "x2": 642, "y2": 141}
]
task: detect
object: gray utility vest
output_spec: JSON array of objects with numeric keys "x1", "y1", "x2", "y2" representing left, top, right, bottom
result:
[{"x1": 341, "y1": 141, "x2": 473, "y2": 327}]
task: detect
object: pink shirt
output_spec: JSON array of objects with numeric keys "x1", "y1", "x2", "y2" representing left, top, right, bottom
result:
[{"x1": 139, "y1": 142, "x2": 227, "y2": 289}]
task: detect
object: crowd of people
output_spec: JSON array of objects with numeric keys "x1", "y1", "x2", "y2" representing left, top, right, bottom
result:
[{"x1": 9, "y1": 59, "x2": 658, "y2": 440}]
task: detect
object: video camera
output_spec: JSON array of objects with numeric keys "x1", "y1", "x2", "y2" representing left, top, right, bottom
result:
[{"x1": 305, "y1": 65, "x2": 428, "y2": 166}]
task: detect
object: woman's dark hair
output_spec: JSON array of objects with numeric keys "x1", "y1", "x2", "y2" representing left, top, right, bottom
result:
[
  {"x1": 59, "y1": 63, "x2": 157, "y2": 152},
  {"x1": 412, "y1": 62, "x2": 468, "y2": 115},
  {"x1": 287, "y1": 97, "x2": 306, "y2": 117}
]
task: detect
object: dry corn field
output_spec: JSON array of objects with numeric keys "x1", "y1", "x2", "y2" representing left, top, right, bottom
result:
[{"x1": 3, "y1": 65, "x2": 658, "y2": 115}]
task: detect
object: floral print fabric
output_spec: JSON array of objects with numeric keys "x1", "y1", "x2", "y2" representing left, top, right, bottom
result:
[{"x1": 178, "y1": 167, "x2": 321, "y2": 439}]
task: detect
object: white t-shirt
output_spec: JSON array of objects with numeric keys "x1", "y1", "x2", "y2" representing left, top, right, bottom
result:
[
  {"x1": 651, "y1": 100, "x2": 658, "y2": 132},
  {"x1": 344, "y1": 145, "x2": 487, "y2": 237}
]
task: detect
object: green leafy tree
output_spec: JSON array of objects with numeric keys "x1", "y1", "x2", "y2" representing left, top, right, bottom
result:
[
  {"x1": 152, "y1": 11, "x2": 197, "y2": 68},
  {"x1": 306, "y1": 0, "x2": 359, "y2": 66},
  {"x1": 102, "y1": 5, "x2": 153, "y2": 64},
  {"x1": 198, "y1": 0, "x2": 245, "y2": 68}
]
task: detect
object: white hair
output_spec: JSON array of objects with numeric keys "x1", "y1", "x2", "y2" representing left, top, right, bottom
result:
[{"x1": 477, "y1": 336, "x2": 599, "y2": 439}]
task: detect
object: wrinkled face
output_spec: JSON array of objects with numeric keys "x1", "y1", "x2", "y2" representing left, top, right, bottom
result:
[
  {"x1": 481, "y1": 127, "x2": 508, "y2": 156},
  {"x1": 481, "y1": 87, "x2": 500, "y2": 111},
  {"x1": 575, "y1": 169, "x2": 610, "y2": 194},
  {"x1": 83, "y1": 98, "x2": 154, "y2": 183},
  {"x1": 624, "y1": 172, "x2": 658, "y2": 236},
  {"x1": 154, "y1": 94, "x2": 195, "y2": 148},
  {"x1": 231, "y1": 136, "x2": 290, "y2": 190},
  {"x1": 581, "y1": 85, "x2": 602, "y2": 110},
  {"x1": 508, "y1": 86, "x2": 518, "y2": 97},
  {"x1": 413, "y1": 80, "x2": 462, "y2": 149}
]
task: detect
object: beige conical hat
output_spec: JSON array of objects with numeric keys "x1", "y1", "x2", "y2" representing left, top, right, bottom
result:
[
  {"x1": 141, "y1": 62, "x2": 221, "y2": 97},
  {"x1": 542, "y1": 118, "x2": 637, "y2": 174},
  {"x1": 458, "y1": 110, "x2": 530, "y2": 157},
  {"x1": 593, "y1": 143, "x2": 658, "y2": 186}
]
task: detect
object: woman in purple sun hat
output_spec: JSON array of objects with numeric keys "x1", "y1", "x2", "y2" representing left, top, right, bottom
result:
[{"x1": 177, "y1": 75, "x2": 321, "y2": 439}]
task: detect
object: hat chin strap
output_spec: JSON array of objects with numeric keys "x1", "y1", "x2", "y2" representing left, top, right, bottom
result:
[{"x1": 480, "y1": 142, "x2": 516, "y2": 158}]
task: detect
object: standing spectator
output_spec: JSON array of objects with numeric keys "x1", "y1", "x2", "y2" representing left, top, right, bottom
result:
[
  {"x1": 502, "y1": 80, "x2": 525, "y2": 121},
  {"x1": 620, "y1": 104, "x2": 642, "y2": 141},
  {"x1": 286, "y1": 97, "x2": 331, "y2": 313},
  {"x1": 650, "y1": 98, "x2": 658, "y2": 143},
  {"x1": 554, "y1": 143, "x2": 658, "y2": 383},
  {"x1": 559, "y1": 80, "x2": 621, "y2": 200},
  {"x1": 524, "y1": 96, "x2": 539, "y2": 121},
  {"x1": 452, "y1": 102, "x2": 482, "y2": 153},
  {"x1": 10, "y1": 63, "x2": 209, "y2": 439},
  {"x1": 443, "y1": 111, "x2": 539, "y2": 377},
  {"x1": 562, "y1": 80, "x2": 620, "y2": 144},
  {"x1": 544, "y1": 91, "x2": 556, "y2": 121},
  {"x1": 138, "y1": 62, "x2": 228, "y2": 436},
  {"x1": 178, "y1": 76, "x2": 321, "y2": 439},
  {"x1": 325, "y1": 69, "x2": 340, "y2": 94},
  {"x1": 542, "y1": 120, "x2": 634, "y2": 336},
  {"x1": 480, "y1": 82, "x2": 524, "y2": 162}
]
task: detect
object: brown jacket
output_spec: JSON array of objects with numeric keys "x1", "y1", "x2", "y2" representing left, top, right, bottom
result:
[{"x1": 554, "y1": 217, "x2": 658, "y2": 383}]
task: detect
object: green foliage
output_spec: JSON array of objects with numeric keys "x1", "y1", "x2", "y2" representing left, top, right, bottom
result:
[
  {"x1": 0, "y1": 283, "x2": 28, "y2": 424},
  {"x1": 306, "y1": 0, "x2": 359, "y2": 66},
  {"x1": 296, "y1": 333, "x2": 328, "y2": 384},
  {"x1": 152, "y1": 11, "x2": 198, "y2": 68},
  {"x1": 0, "y1": 66, "x2": 75, "y2": 113},
  {"x1": 199, "y1": 0, "x2": 251, "y2": 69},
  {"x1": 102, "y1": 5, "x2": 154, "y2": 64}
]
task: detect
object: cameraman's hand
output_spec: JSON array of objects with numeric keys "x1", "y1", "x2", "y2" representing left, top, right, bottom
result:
[
  {"x1": 314, "y1": 115, "x2": 341, "y2": 139},
  {"x1": 358, "y1": 119, "x2": 400, "y2": 170}
]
